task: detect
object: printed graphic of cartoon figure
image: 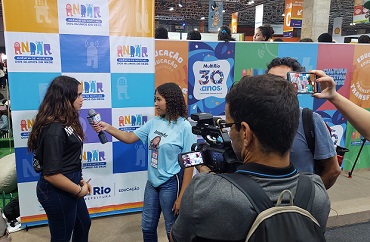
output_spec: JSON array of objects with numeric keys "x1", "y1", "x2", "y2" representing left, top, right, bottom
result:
[
  {"x1": 92, "y1": 150, "x2": 98, "y2": 161},
  {"x1": 117, "y1": 77, "x2": 130, "y2": 100},
  {"x1": 211, "y1": 4, "x2": 221, "y2": 27},
  {"x1": 36, "y1": 41, "x2": 43, "y2": 55},
  {"x1": 136, "y1": 144, "x2": 146, "y2": 167},
  {"x1": 86, "y1": 40, "x2": 99, "y2": 68},
  {"x1": 87, "y1": 151, "x2": 92, "y2": 162},
  {"x1": 136, "y1": 45, "x2": 141, "y2": 57},
  {"x1": 130, "y1": 46, "x2": 135, "y2": 57},
  {"x1": 94, "y1": 6, "x2": 101, "y2": 18},
  {"x1": 142, "y1": 46, "x2": 148, "y2": 57},
  {"x1": 149, "y1": 136, "x2": 161, "y2": 169},
  {"x1": 119, "y1": 116, "x2": 125, "y2": 126},
  {"x1": 99, "y1": 151, "x2": 105, "y2": 161},
  {"x1": 117, "y1": 46, "x2": 123, "y2": 57},
  {"x1": 97, "y1": 82, "x2": 103, "y2": 93},
  {"x1": 14, "y1": 42, "x2": 22, "y2": 55},
  {"x1": 30, "y1": 42, "x2": 37, "y2": 55},
  {"x1": 44, "y1": 44, "x2": 52, "y2": 55},
  {"x1": 66, "y1": 4, "x2": 73, "y2": 16},
  {"x1": 20, "y1": 120, "x2": 28, "y2": 131},
  {"x1": 81, "y1": 4, "x2": 86, "y2": 17},
  {"x1": 90, "y1": 80, "x2": 96, "y2": 93},
  {"x1": 87, "y1": 4, "x2": 93, "y2": 18},
  {"x1": 83, "y1": 81, "x2": 90, "y2": 93},
  {"x1": 35, "y1": 0, "x2": 51, "y2": 23}
]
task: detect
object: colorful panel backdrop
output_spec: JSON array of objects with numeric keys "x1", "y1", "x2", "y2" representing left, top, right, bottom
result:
[
  {"x1": 3, "y1": 0, "x2": 155, "y2": 227},
  {"x1": 5, "y1": 0, "x2": 370, "y2": 228}
]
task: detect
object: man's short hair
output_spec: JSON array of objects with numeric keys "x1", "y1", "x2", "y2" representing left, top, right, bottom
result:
[
  {"x1": 187, "y1": 30, "x2": 202, "y2": 40},
  {"x1": 318, "y1": 33, "x2": 332, "y2": 43},
  {"x1": 155, "y1": 26, "x2": 168, "y2": 39},
  {"x1": 267, "y1": 57, "x2": 305, "y2": 72},
  {"x1": 358, "y1": 35, "x2": 370, "y2": 43},
  {"x1": 226, "y1": 74, "x2": 299, "y2": 155},
  {"x1": 299, "y1": 38, "x2": 314, "y2": 42}
]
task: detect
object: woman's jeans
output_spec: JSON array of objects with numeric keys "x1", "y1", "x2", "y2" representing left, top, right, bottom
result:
[
  {"x1": 142, "y1": 171, "x2": 184, "y2": 242},
  {"x1": 37, "y1": 170, "x2": 91, "y2": 242}
]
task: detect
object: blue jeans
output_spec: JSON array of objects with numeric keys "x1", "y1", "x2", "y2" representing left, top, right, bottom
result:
[
  {"x1": 142, "y1": 171, "x2": 184, "y2": 242},
  {"x1": 37, "y1": 170, "x2": 91, "y2": 242}
]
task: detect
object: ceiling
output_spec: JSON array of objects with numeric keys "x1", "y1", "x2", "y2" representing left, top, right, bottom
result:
[{"x1": 155, "y1": 0, "x2": 370, "y2": 35}]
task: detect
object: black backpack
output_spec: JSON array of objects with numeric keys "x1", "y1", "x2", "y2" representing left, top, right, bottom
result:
[
  {"x1": 3, "y1": 197, "x2": 20, "y2": 225},
  {"x1": 302, "y1": 108, "x2": 316, "y2": 155},
  {"x1": 219, "y1": 173, "x2": 326, "y2": 242}
]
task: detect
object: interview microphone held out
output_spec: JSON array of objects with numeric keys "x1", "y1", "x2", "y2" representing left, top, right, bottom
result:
[{"x1": 87, "y1": 109, "x2": 108, "y2": 144}]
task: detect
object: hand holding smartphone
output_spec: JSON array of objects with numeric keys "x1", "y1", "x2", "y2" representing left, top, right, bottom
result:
[
  {"x1": 178, "y1": 151, "x2": 204, "y2": 168},
  {"x1": 287, "y1": 72, "x2": 320, "y2": 94}
]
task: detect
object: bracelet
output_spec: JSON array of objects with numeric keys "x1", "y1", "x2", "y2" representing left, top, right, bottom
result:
[{"x1": 74, "y1": 185, "x2": 82, "y2": 197}]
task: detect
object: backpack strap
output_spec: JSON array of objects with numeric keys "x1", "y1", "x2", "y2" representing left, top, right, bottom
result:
[
  {"x1": 293, "y1": 174, "x2": 315, "y2": 212},
  {"x1": 218, "y1": 173, "x2": 315, "y2": 212},
  {"x1": 302, "y1": 108, "x2": 315, "y2": 156},
  {"x1": 217, "y1": 173, "x2": 274, "y2": 213}
]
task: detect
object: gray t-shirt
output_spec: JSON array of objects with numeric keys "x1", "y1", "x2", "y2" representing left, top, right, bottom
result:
[
  {"x1": 171, "y1": 163, "x2": 330, "y2": 241},
  {"x1": 290, "y1": 108, "x2": 336, "y2": 173}
]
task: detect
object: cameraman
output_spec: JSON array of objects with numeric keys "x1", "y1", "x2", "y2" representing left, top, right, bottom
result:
[{"x1": 170, "y1": 74, "x2": 330, "y2": 241}]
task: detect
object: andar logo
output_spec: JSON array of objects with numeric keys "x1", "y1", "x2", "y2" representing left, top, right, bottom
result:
[
  {"x1": 118, "y1": 114, "x2": 148, "y2": 132},
  {"x1": 116, "y1": 44, "x2": 149, "y2": 66},
  {"x1": 65, "y1": 3, "x2": 103, "y2": 26},
  {"x1": 20, "y1": 118, "x2": 35, "y2": 139},
  {"x1": 81, "y1": 80, "x2": 105, "y2": 101},
  {"x1": 13, "y1": 41, "x2": 53, "y2": 64}
]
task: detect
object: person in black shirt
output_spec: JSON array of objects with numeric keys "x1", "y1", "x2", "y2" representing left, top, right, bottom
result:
[{"x1": 27, "y1": 76, "x2": 91, "y2": 242}]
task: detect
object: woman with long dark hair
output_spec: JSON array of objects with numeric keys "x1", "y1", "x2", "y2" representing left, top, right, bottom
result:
[
  {"x1": 253, "y1": 24, "x2": 275, "y2": 41},
  {"x1": 218, "y1": 25, "x2": 236, "y2": 42},
  {"x1": 27, "y1": 76, "x2": 91, "y2": 242},
  {"x1": 92, "y1": 82, "x2": 196, "y2": 242}
]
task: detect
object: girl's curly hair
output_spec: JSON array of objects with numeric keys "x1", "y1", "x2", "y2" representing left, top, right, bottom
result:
[{"x1": 155, "y1": 83, "x2": 187, "y2": 122}]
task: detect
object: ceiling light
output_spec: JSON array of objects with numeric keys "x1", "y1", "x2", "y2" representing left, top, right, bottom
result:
[
  {"x1": 200, "y1": 17, "x2": 205, "y2": 20},
  {"x1": 248, "y1": 0, "x2": 254, "y2": 4},
  {"x1": 169, "y1": 7, "x2": 174, "y2": 11},
  {"x1": 179, "y1": 1, "x2": 183, "y2": 7},
  {"x1": 222, "y1": 10, "x2": 225, "y2": 13}
]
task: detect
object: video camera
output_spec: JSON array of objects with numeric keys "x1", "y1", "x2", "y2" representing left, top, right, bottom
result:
[{"x1": 178, "y1": 112, "x2": 241, "y2": 173}]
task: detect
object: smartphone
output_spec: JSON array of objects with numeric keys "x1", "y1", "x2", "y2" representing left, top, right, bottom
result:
[
  {"x1": 287, "y1": 72, "x2": 320, "y2": 94},
  {"x1": 178, "y1": 151, "x2": 204, "y2": 168}
]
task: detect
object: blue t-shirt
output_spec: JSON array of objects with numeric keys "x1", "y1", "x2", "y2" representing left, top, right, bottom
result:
[
  {"x1": 134, "y1": 116, "x2": 196, "y2": 187},
  {"x1": 290, "y1": 108, "x2": 336, "y2": 173}
]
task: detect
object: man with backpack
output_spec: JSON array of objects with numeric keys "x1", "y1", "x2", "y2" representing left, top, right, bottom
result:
[
  {"x1": 170, "y1": 74, "x2": 330, "y2": 241},
  {"x1": 267, "y1": 57, "x2": 341, "y2": 190}
]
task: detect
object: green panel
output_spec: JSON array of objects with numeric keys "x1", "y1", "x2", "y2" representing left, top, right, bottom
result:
[
  {"x1": 234, "y1": 42, "x2": 279, "y2": 82},
  {"x1": 343, "y1": 118, "x2": 370, "y2": 171}
]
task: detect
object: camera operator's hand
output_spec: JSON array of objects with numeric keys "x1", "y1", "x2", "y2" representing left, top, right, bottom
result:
[
  {"x1": 172, "y1": 198, "x2": 181, "y2": 216},
  {"x1": 196, "y1": 164, "x2": 212, "y2": 173}
]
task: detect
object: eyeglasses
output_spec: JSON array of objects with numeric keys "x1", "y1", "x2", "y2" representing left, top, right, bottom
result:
[{"x1": 219, "y1": 122, "x2": 240, "y2": 129}]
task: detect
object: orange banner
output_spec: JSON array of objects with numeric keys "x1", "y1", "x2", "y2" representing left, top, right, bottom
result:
[
  {"x1": 155, "y1": 40, "x2": 189, "y2": 103},
  {"x1": 290, "y1": 0, "x2": 303, "y2": 27},
  {"x1": 351, "y1": 45, "x2": 370, "y2": 108},
  {"x1": 283, "y1": 0, "x2": 293, "y2": 37},
  {"x1": 231, "y1": 12, "x2": 238, "y2": 34}
]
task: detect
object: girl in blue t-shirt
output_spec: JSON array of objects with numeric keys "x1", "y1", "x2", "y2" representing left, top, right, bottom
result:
[{"x1": 92, "y1": 82, "x2": 196, "y2": 241}]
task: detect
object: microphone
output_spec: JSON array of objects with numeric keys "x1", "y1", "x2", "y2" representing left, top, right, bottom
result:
[{"x1": 87, "y1": 109, "x2": 108, "y2": 144}]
